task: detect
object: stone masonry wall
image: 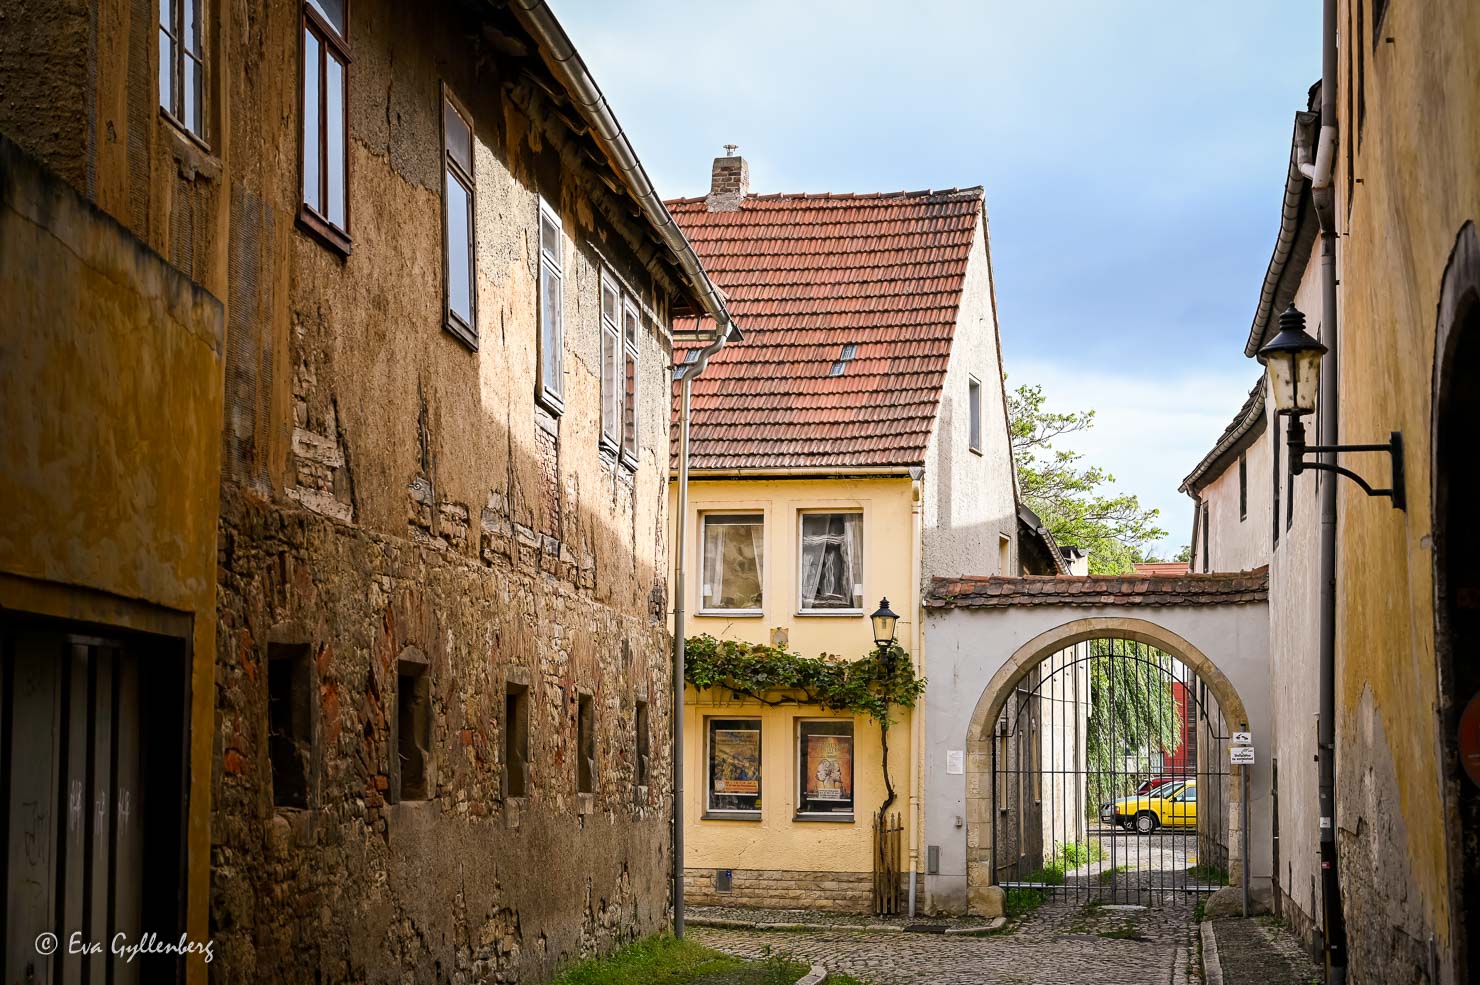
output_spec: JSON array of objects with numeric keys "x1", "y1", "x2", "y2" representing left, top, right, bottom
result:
[{"x1": 212, "y1": 486, "x2": 672, "y2": 984}]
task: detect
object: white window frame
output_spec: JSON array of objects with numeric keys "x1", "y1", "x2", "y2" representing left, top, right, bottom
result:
[
  {"x1": 796, "y1": 509, "x2": 865, "y2": 616},
  {"x1": 794, "y1": 717, "x2": 856, "y2": 819},
  {"x1": 698, "y1": 511, "x2": 766, "y2": 616},
  {"x1": 599, "y1": 268, "x2": 622, "y2": 450},
  {"x1": 968, "y1": 375, "x2": 983, "y2": 454},
  {"x1": 536, "y1": 197, "x2": 564, "y2": 413}
]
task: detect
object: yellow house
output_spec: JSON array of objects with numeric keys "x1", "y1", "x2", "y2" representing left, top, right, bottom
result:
[{"x1": 666, "y1": 157, "x2": 1031, "y2": 913}]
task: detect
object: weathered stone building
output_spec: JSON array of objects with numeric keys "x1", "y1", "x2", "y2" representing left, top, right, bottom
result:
[{"x1": 0, "y1": 1, "x2": 735, "y2": 982}]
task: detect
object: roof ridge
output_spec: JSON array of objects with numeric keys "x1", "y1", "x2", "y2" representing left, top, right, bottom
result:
[{"x1": 665, "y1": 186, "x2": 986, "y2": 207}]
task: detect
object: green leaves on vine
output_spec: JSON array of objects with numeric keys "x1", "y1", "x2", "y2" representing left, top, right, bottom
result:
[{"x1": 683, "y1": 635, "x2": 926, "y2": 728}]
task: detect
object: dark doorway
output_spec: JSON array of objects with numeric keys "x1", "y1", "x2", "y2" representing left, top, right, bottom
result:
[
  {"x1": 0, "y1": 613, "x2": 189, "y2": 985},
  {"x1": 1437, "y1": 224, "x2": 1480, "y2": 984}
]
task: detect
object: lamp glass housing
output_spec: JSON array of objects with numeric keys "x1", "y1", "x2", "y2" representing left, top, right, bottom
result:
[
  {"x1": 1264, "y1": 348, "x2": 1322, "y2": 415},
  {"x1": 870, "y1": 598, "x2": 899, "y2": 650}
]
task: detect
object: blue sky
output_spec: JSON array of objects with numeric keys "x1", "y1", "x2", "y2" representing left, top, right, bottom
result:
[{"x1": 557, "y1": 0, "x2": 1321, "y2": 558}]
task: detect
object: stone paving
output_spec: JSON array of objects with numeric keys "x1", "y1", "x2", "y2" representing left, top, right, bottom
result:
[
  {"x1": 1209, "y1": 917, "x2": 1321, "y2": 985},
  {"x1": 692, "y1": 896, "x2": 1201, "y2": 985}
]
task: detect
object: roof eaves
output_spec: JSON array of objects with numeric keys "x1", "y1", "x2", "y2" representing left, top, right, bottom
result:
[
  {"x1": 1179, "y1": 377, "x2": 1268, "y2": 495},
  {"x1": 1244, "y1": 108, "x2": 1321, "y2": 357}
]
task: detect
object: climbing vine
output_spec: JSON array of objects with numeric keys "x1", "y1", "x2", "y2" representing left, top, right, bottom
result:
[{"x1": 683, "y1": 635, "x2": 925, "y2": 728}]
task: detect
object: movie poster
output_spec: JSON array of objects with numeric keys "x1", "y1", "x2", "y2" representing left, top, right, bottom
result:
[
  {"x1": 712, "y1": 728, "x2": 761, "y2": 796},
  {"x1": 803, "y1": 732, "x2": 853, "y2": 801}
]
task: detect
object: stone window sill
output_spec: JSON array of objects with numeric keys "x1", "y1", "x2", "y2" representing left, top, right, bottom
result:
[
  {"x1": 793, "y1": 813, "x2": 854, "y2": 823},
  {"x1": 701, "y1": 811, "x2": 762, "y2": 822}
]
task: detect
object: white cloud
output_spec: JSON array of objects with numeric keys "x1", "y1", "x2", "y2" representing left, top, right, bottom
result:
[{"x1": 1005, "y1": 357, "x2": 1261, "y2": 559}]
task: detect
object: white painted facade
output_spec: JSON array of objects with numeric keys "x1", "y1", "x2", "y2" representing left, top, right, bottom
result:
[
  {"x1": 921, "y1": 603, "x2": 1272, "y2": 915},
  {"x1": 921, "y1": 216, "x2": 1019, "y2": 580}
]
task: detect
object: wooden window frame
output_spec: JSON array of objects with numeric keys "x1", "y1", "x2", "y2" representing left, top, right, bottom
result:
[
  {"x1": 536, "y1": 197, "x2": 565, "y2": 413},
  {"x1": 159, "y1": 0, "x2": 207, "y2": 143},
  {"x1": 599, "y1": 268, "x2": 622, "y2": 451},
  {"x1": 298, "y1": 0, "x2": 352, "y2": 256},
  {"x1": 796, "y1": 509, "x2": 865, "y2": 615},
  {"x1": 441, "y1": 83, "x2": 477, "y2": 350},
  {"x1": 620, "y1": 294, "x2": 641, "y2": 469}
]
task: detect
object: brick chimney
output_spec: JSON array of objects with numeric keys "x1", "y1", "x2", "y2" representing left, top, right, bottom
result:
[{"x1": 705, "y1": 152, "x2": 748, "y2": 212}]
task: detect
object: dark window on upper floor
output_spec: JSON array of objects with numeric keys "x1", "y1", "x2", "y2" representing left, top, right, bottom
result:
[
  {"x1": 1272, "y1": 423, "x2": 1282, "y2": 548},
  {"x1": 159, "y1": 0, "x2": 205, "y2": 140},
  {"x1": 969, "y1": 377, "x2": 983, "y2": 453},
  {"x1": 1238, "y1": 453, "x2": 1248, "y2": 521},
  {"x1": 1200, "y1": 501, "x2": 1210, "y2": 572},
  {"x1": 301, "y1": 0, "x2": 350, "y2": 253}
]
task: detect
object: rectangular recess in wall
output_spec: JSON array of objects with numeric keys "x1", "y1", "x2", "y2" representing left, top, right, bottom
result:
[
  {"x1": 504, "y1": 682, "x2": 529, "y2": 798},
  {"x1": 577, "y1": 691, "x2": 595, "y2": 794},
  {"x1": 396, "y1": 663, "x2": 431, "y2": 802},
  {"x1": 268, "y1": 644, "x2": 313, "y2": 809},
  {"x1": 635, "y1": 698, "x2": 650, "y2": 789}
]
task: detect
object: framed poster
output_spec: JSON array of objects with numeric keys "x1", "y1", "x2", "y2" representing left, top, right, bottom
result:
[
  {"x1": 797, "y1": 719, "x2": 854, "y2": 815},
  {"x1": 707, "y1": 718, "x2": 762, "y2": 812}
]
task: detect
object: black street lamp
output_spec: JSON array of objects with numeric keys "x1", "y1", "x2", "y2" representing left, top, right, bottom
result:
[
  {"x1": 871, "y1": 598, "x2": 900, "y2": 663},
  {"x1": 1258, "y1": 303, "x2": 1406, "y2": 510}
]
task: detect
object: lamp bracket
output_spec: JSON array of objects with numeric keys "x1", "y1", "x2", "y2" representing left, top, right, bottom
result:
[{"x1": 1286, "y1": 418, "x2": 1405, "y2": 510}]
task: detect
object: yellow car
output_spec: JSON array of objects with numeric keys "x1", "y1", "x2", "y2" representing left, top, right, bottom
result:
[{"x1": 1102, "y1": 780, "x2": 1198, "y2": 834}]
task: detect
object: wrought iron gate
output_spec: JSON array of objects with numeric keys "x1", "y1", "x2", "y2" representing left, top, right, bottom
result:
[{"x1": 990, "y1": 637, "x2": 1230, "y2": 906}]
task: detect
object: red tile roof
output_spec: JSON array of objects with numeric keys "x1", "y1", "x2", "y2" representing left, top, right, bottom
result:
[
  {"x1": 925, "y1": 567, "x2": 1269, "y2": 609},
  {"x1": 667, "y1": 188, "x2": 986, "y2": 470}
]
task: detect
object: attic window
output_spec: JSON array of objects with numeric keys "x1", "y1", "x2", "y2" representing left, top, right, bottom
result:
[{"x1": 829, "y1": 344, "x2": 858, "y2": 377}]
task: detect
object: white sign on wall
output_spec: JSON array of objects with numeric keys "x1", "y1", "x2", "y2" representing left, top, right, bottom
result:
[
  {"x1": 1229, "y1": 745, "x2": 1256, "y2": 765},
  {"x1": 945, "y1": 750, "x2": 964, "y2": 775}
]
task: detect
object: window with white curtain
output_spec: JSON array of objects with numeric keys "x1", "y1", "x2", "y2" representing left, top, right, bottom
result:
[
  {"x1": 798, "y1": 512, "x2": 863, "y2": 612},
  {"x1": 701, "y1": 514, "x2": 764, "y2": 612}
]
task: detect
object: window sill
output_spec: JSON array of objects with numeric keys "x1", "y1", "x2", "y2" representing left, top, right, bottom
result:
[
  {"x1": 620, "y1": 452, "x2": 638, "y2": 473},
  {"x1": 795, "y1": 609, "x2": 864, "y2": 618},
  {"x1": 968, "y1": 445, "x2": 984, "y2": 457},
  {"x1": 793, "y1": 813, "x2": 855, "y2": 823},
  {"x1": 159, "y1": 106, "x2": 213, "y2": 157},
  {"x1": 297, "y1": 206, "x2": 351, "y2": 257},
  {"x1": 698, "y1": 609, "x2": 765, "y2": 618},
  {"x1": 701, "y1": 811, "x2": 763, "y2": 821},
  {"x1": 444, "y1": 315, "x2": 478, "y2": 351}
]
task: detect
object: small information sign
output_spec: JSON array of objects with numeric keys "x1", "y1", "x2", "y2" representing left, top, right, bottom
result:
[
  {"x1": 946, "y1": 750, "x2": 964, "y2": 775},
  {"x1": 1230, "y1": 745, "x2": 1255, "y2": 765},
  {"x1": 1232, "y1": 731, "x2": 1252, "y2": 745}
]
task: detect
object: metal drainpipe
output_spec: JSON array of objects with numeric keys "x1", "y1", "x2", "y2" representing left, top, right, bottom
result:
[
  {"x1": 1311, "y1": 0, "x2": 1347, "y2": 977},
  {"x1": 672, "y1": 327, "x2": 736, "y2": 939}
]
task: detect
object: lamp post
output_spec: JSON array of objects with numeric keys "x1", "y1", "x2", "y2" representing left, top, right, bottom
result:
[{"x1": 1258, "y1": 304, "x2": 1405, "y2": 510}]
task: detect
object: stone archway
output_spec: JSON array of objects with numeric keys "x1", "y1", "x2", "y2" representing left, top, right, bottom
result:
[{"x1": 962, "y1": 616, "x2": 1254, "y2": 915}]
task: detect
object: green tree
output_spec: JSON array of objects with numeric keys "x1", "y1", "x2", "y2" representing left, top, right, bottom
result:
[
  {"x1": 1008, "y1": 384, "x2": 1168, "y2": 574},
  {"x1": 1085, "y1": 640, "x2": 1183, "y2": 809}
]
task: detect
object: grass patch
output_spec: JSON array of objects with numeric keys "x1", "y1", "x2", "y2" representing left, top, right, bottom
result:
[
  {"x1": 1019, "y1": 864, "x2": 1066, "y2": 885},
  {"x1": 1193, "y1": 899, "x2": 1207, "y2": 923},
  {"x1": 1097, "y1": 865, "x2": 1128, "y2": 885},
  {"x1": 1186, "y1": 863, "x2": 1229, "y2": 885},
  {"x1": 1005, "y1": 887, "x2": 1047, "y2": 920},
  {"x1": 1056, "y1": 840, "x2": 1105, "y2": 868},
  {"x1": 550, "y1": 936, "x2": 816, "y2": 985}
]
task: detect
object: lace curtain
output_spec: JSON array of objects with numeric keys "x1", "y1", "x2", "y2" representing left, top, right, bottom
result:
[
  {"x1": 800, "y1": 513, "x2": 862, "y2": 609},
  {"x1": 703, "y1": 516, "x2": 764, "y2": 610}
]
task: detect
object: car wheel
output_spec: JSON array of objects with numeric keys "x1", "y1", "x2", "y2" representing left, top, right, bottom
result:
[{"x1": 1135, "y1": 812, "x2": 1159, "y2": 835}]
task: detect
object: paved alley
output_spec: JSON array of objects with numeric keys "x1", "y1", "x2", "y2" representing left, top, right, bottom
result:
[{"x1": 693, "y1": 899, "x2": 1199, "y2": 985}]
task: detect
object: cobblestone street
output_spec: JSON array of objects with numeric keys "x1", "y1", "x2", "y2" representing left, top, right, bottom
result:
[{"x1": 692, "y1": 898, "x2": 1200, "y2": 985}]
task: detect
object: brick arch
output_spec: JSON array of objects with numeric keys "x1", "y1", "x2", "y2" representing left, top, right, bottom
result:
[{"x1": 962, "y1": 615, "x2": 1252, "y2": 915}]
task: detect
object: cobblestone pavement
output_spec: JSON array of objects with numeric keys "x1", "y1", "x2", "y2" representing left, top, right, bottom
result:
[
  {"x1": 1210, "y1": 918, "x2": 1321, "y2": 985},
  {"x1": 692, "y1": 897, "x2": 1201, "y2": 985}
]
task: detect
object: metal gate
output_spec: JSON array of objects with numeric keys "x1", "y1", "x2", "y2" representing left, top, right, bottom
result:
[{"x1": 990, "y1": 637, "x2": 1231, "y2": 905}]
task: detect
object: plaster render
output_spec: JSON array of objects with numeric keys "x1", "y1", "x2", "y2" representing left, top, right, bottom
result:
[
  {"x1": 922, "y1": 607, "x2": 1269, "y2": 915},
  {"x1": 921, "y1": 215, "x2": 1019, "y2": 580}
]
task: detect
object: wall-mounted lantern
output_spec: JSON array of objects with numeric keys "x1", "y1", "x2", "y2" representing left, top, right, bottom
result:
[
  {"x1": 1258, "y1": 303, "x2": 1405, "y2": 510},
  {"x1": 871, "y1": 598, "x2": 900, "y2": 664}
]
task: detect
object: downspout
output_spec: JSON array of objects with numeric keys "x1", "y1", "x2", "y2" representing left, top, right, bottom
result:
[
  {"x1": 1296, "y1": 0, "x2": 1347, "y2": 978},
  {"x1": 672, "y1": 328, "x2": 738, "y2": 939},
  {"x1": 908, "y1": 469, "x2": 925, "y2": 917}
]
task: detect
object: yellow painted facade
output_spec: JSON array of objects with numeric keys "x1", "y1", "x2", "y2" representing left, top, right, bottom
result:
[
  {"x1": 1323, "y1": 2, "x2": 1479, "y2": 979},
  {"x1": 0, "y1": 136, "x2": 224, "y2": 980},
  {"x1": 674, "y1": 475, "x2": 921, "y2": 897}
]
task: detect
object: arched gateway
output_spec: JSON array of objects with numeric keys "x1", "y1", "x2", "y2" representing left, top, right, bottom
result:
[{"x1": 921, "y1": 569, "x2": 1269, "y2": 916}]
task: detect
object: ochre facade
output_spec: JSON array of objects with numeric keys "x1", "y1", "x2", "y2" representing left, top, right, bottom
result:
[{"x1": 0, "y1": 1, "x2": 703, "y2": 982}]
